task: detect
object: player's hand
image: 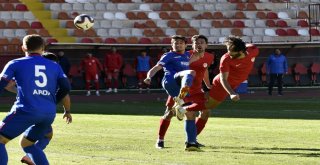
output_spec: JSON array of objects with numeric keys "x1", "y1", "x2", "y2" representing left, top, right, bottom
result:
[
  {"x1": 230, "y1": 93, "x2": 240, "y2": 102},
  {"x1": 144, "y1": 77, "x2": 151, "y2": 85},
  {"x1": 63, "y1": 111, "x2": 72, "y2": 124}
]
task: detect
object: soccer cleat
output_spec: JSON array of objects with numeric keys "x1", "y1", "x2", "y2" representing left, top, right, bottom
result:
[
  {"x1": 175, "y1": 105, "x2": 186, "y2": 121},
  {"x1": 178, "y1": 86, "x2": 190, "y2": 99},
  {"x1": 86, "y1": 91, "x2": 91, "y2": 96},
  {"x1": 21, "y1": 155, "x2": 35, "y2": 165},
  {"x1": 185, "y1": 142, "x2": 201, "y2": 152},
  {"x1": 195, "y1": 141, "x2": 205, "y2": 147},
  {"x1": 96, "y1": 91, "x2": 100, "y2": 96},
  {"x1": 106, "y1": 88, "x2": 112, "y2": 93},
  {"x1": 113, "y1": 88, "x2": 118, "y2": 93},
  {"x1": 173, "y1": 97, "x2": 184, "y2": 106},
  {"x1": 155, "y1": 140, "x2": 164, "y2": 149}
]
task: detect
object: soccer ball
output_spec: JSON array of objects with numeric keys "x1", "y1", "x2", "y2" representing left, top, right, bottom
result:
[{"x1": 73, "y1": 14, "x2": 94, "y2": 30}]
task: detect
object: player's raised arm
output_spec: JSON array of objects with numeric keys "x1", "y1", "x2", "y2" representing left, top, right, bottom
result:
[
  {"x1": 144, "y1": 64, "x2": 163, "y2": 85},
  {"x1": 220, "y1": 72, "x2": 239, "y2": 101}
]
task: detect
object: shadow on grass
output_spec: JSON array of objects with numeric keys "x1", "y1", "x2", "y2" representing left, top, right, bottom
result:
[{"x1": 207, "y1": 146, "x2": 320, "y2": 158}]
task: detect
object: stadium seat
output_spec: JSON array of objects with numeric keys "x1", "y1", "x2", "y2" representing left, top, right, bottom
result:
[
  {"x1": 277, "y1": 11, "x2": 290, "y2": 19},
  {"x1": 95, "y1": 3, "x2": 106, "y2": 10},
  {"x1": 187, "y1": 28, "x2": 198, "y2": 36},
  {"x1": 162, "y1": 37, "x2": 171, "y2": 44},
  {"x1": 310, "y1": 63, "x2": 320, "y2": 84},
  {"x1": 170, "y1": 12, "x2": 181, "y2": 19},
  {"x1": 115, "y1": 12, "x2": 127, "y2": 20},
  {"x1": 165, "y1": 28, "x2": 176, "y2": 36},
  {"x1": 148, "y1": 12, "x2": 160, "y2": 19},
  {"x1": 116, "y1": 37, "x2": 127, "y2": 44},
  {"x1": 58, "y1": 11, "x2": 70, "y2": 20},
  {"x1": 103, "y1": 12, "x2": 115, "y2": 20},
  {"x1": 154, "y1": 28, "x2": 165, "y2": 36},
  {"x1": 234, "y1": 11, "x2": 246, "y2": 19},
  {"x1": 12, "y1": 12, "x2": 24, "y2": 20},
  {"x1": 243, "y1": 28, "x2": 254, "y2": 36},
  {"x1": 233, "y1": 20, "x2": 245, "y2": 28},
  {"x1": 139, "y1": 37, "x2": 152, "y2": 44},
  {"x1": 182, "y1": 3, "x2": 194, "y2": 11},
  {"x1": 39, "y1": 29, "x2": 51, "y2": 37},
  {"x1": 143, "y1": 29, "x2": 153, "y2": 37},
  {"x1": 24, "y1": 12, "x2": 35, "y2": 20},
  {"x1": 276, "y1": 29, "x2": 287, "y2": 36},
  {"x1": 27, "y1": 29, "x2": 37, "y2": 35},
  {"x1": 222, "y1": 20, "x2": 233, "y2": 27},
  {"x1": 213, "y1": 11, "x2": 224, "y2": 19},
  {"x1": 151, "y1": 37, "x2": 161, "y2": 44},
  {"x1": 276, "y1": 20, "x2": 288, "y2": 27},
  {"x1": 3, "y1": 3, "x2": 15, "y2": 11},
  {"x1": 145, "y1": 20, "x2": 157, "y2": 28},
  {"x1": 298, "y1": 29, "x2": 309, "y2": 36},
  {"x1": 200, "y1": 20, "x2": 211, "y2": 28},
  {"x1": 81, "y1": 37, "x2": 94, "y2": 43},
  {"x1": 264, "y1": 28, "x2": 277, "y2": 36},
  {"x1": 46, "y1": 38, "x2": 58, "y2": 44},
  {"x1": 236, "y1": 3, "x2": 245, "y2": 10},
  {"x1": 0, "y1": 21, "x2": 5, "y2": 29},
  {"x1": 178, "y1": 20, "x2": 190, "y2": 28},
  {"x1": 105, "y1": 37, "x2": 117, "y2": 43},
  {"x1": 256, "y1": 11, "x2": 266, "y2": 19},
  {"x1": 212, "y1": 21, "x2": 222, "y2": 28},
  {"x1": 6, "y1": 20, "x2": 18, "y2": 29},
  {"x1": 84, "y1": 3, "x2": 94, "y2": 10},
  {"x1": 74, "y1": 29, "x2": 86, "y2": 37},
  {"x1": 201, "y1": 12, "x2": 213, "y2": 19},
  {"x1": 297, "y1": 10, "x2": 308, "y2": 19},
  {"x1": 73, "y1": 3, "x2": 84, "y2": 10},
  {"x1": 266, "y1": 20, "x2": 276, "y2": 27},
  {"x1": 136, "y1": 12, "x2": 148, "y2": 19},
  {"x1": 172, "y1": 3, "x2": 182, "y2": 11},
  {"x1": 159, "y1": 12, "x2": 170, "y2": 19},
  {"x1": 139, "y1": 4, "x2": 151, "y2": 11},
  {"x1": 15, "y1": 4, "x2": 28, "y2": 11},
  {"x1": 259, "y1": 63, "x2": 267, "y2": 85},
  {"x1": 61, "y1": 3, "x2": 72, "y2": 11},
  {"x1": 309, "y1": 29, "x2": 320, "y2": 36},
  {"x1": 3, "y1": 29, "x2": 14, "y2": 37},
  {"x1": 31, "y1": 21, "x2": 43, "y2": 29},
  {"x1": 127, "y1": 37, "x2": 139, "y2": 44},
  {"x1": 231, "y1": 28, "x2": 243, "y2": 36},
  {"x1": 297, "y1": 20, "x2": 309, "y2": 27},
  {"x1": 132, "y1": 28, "x2": 143, "y2": 37},
  {"x1": 246, "y1": 3, "x2": 257, "y2": 11},
  {"x1": 286, "y1": 28, "x2": 299, "y2": 36},
  {"x1": 293, "y1": 63, "x2": 308, "y2": 86},
  {"x1": 160, "y1": 3, "x2": 172, "y2": 11},
  {"x1": 126, "y1": 12, "x2": 136, "y2": 20},
  {"x1": 267, "y1": 12, "x2": 278, "y2": 19},
  {"x1": 167, "y1": 20, "x2": 178, "y2": 28}
]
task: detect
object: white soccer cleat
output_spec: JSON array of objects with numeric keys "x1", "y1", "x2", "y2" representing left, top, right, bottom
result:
[
  {"x1": 175, "y1": 105, "x2": 186, "y2": 121},
  {"x1": 96, "y1": 91, "x2": 100, "y2": 96},
  {"x1": 106, "y1": 88, "x2": 112, "y2": 93},
  {"x1": 86, "y1": 91, "x2": 91, "y2": 96},
  {"x1": 173, "y1": 97, "x2": 185, "y2": 106},
  {"x1": 113, "y1": 88, "x2": 118, "y2": 93}
]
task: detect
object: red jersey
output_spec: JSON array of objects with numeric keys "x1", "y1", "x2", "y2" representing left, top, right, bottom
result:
[
  {"x1": 189, "y1": 50, "x2": 214, "y2": 94},
  {"x1": 104, "y1": 52, "x2": 123, "y2": 70},
  {"x1": 217, "y1": 44, "x2": 259, "y2": 87},
  {"x1": 80, "y1": 56, "x2": 103, "y2": 74}
]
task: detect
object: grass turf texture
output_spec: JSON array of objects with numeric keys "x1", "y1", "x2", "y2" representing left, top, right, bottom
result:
[{"x1": 0, "y1": 99, "x2": 319, "y2": 164}]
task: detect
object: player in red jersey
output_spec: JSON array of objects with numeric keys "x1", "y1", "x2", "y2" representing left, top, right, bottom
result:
[
  {"x1": 180, "y1": 36, "x2": 259, "y2": 115},
  {"x1": 155, "y1": 35, "x2": 214, "y2": 151},
  {"x1": 80, "y1": 52, "x2": 103, "y2": 96},
  {"x1": 104, "y1": 47, "x2": 123, "y2": 93}
]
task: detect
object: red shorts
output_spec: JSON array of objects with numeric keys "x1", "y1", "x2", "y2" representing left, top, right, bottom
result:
[
  {"x1": 166, "y1": 92, "x2": 206, "y2": 109},
  {"x1": 137, "y1": 71, "x2": 147, "y2": 80},
  {"x1": 85, "y1": 72, "x2": 98, "y2": 81},
  {"x1": 106, "y1": 69, "x2": 119, "y2": 79},
  {"x1": 209, "y1": 79, "x2": 238, "y2": 102}
]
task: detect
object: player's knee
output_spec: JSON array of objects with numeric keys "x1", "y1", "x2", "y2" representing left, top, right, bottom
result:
[
  {"x1": 163, "y1": 108, "x2": 174, "y2": 119},
  {"x1": 199, "y1": 110, "x2": 210, "y2": 119},
  {"x1": 185, "y1": 111, "x2": 196, "y2": 120},
  {"x1": 20, "y1": 136, "x2": 35, "y2": 148},
  {"x1": 0, "y1": 135, "x2": 10, "y2": 144},
  {"x1": 45, "y1": 132, "x2": 53, "y2": 140}
]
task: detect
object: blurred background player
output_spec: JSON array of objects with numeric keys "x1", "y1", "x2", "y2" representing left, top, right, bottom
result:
[
  {"x1": 104, "y1": 47, "x2": 123, "y2": 93},
  {"x1": 4, "y1": 52, "x2": 72, "y2": 165},
  {"x1": 0, "y1": 34, "x2": 70, "y2": 165},
  {"x1": 155, "y1": 35, "x2": 214, "y2": 151},
  {"x1": 181, "y1": 36, "x2": 259, "y2": 124},
  {"x1": 267, "y1": 49, "x2": 288, "y2": 96},
  {"x1": 134, "y1": 50, "x2": 153, "y2": 93},
  {"x1": 57, "y1": 51, "x2": 71, "y2": 78},
  {"x1": 80, "y1": 52, "x2": 103, "y2": 96},
  {"x1": 144, "y1": 35, "x2": 195, "y2": 110}
]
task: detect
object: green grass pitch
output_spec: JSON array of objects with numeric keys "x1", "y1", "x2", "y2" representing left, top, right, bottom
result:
[{"x1": 0, "y1": 98, "x2": 319, "y2": 165}]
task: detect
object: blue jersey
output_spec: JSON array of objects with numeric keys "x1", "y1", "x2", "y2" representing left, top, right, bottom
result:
[
  {"x1": 0, "y1": 54, "x2": 67, "y2": 114},
  {"x1": 267, "y1": 54, "x2": 288, "y2": 74},
  {"x1": 157, "y1": 51, "x2": 190, "y2": 76}
]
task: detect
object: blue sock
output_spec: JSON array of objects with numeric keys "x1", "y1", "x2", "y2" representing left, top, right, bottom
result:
[
  {"x1": 23, "y1": 145, "x2": 49, "y2": 165},
  {"x1": 184, "y1": 120, "x2": 197, "y2": 144},
  {"x1": 181, "y1": 74, "x2": 194, "y2": 87},
  {"x1": 0, "y1": 143, "x2": 8, "y2": 165},
  {"x1": 35, "y1": 137, "x2": 50, "y2": 150}
]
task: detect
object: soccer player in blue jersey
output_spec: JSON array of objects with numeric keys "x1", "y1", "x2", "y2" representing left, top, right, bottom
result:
[
  {"x1": 144, "y1": 35, "x2": 195, "y2": 106},
  {"x1": 0, "y1": 34, "x2": 71, "y2": 165}
]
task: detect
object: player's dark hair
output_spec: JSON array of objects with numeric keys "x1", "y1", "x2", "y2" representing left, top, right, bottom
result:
[
  {"x1": 42, "y1": 52, "x2": 58, "y2": 62},
  {"x1": 23, "y1": 34, "x2": 45, "y2": 52},
  {"x1": 224, "y1": 36, "x2": 246, "y2": 53},
  {"x1": 191, "y1": 35, "x2": 208, "y2": 44},
  {"x1": 171, "y1": 35, "x2": 187, "y2": 44}
]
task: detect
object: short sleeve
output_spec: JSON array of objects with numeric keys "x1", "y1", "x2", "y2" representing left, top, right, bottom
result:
[
  {"x1": 246, "y1": 44, "x2": 259, "y2": 57},
  {"x1": 219, "y1": 54, "x2": 230, "y2": 73},
  {"x1": 0, "y1": 60, "x2": 15, "y2": 81},
  {"x1": 157, "y1": 52, "x2": 171, "y2": 66}
]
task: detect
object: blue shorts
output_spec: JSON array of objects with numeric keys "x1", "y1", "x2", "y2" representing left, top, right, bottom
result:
[
  {"x1": 0, "y1": 109, "x2": 55, "y2": 141},
  {"x1": 162, "y1": 74, "x2": 181, "y2": 97}
]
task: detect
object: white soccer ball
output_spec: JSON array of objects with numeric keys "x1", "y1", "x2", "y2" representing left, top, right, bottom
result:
[{"x1": 73, "y1": 14, "x2": 94, "y2": 30}]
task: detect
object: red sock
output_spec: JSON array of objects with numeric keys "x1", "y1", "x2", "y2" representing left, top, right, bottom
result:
[
  {"x1": 158, "y1": 118, "x2": 170, "y2": 140},
  {"x1": 196, "y1": 118, "x2": 208, "y2": 135},
  {"x1": 85, "y1": 82, "x2": 90, "y2": 90}
]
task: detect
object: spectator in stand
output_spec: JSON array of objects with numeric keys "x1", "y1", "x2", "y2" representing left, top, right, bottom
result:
[
  {"x1": 267, "y1": 49, "x2": 288, "y2": 96},
  {"x1": 104, "y1": 47, "x2": 123, "y2": 93},
  {"x1": 80, "y1": 52, "x2": 103, "y2": 96},
  {"x1": 57, "y1": 51, "x2": 71, "y2": 77},
  {"x1": 134, "y1": 50, "x2": 153, "y2": 93},
  {"x1": 154, "y1": 47, "x2": 168, "y2": 88}
]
